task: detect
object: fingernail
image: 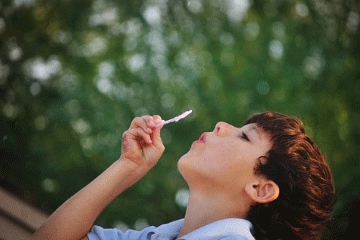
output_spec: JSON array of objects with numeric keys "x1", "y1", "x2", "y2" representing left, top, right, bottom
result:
[{"x1": 146, "y1": 128, "x2": 152, "y2": 133}]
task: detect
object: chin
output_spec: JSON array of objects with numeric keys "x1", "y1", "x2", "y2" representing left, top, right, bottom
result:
[
  {"x1": 177, "y1": 153, "x2": 189, "y2": 175},
  {"x1": 178, "y1": 152, "x2": 210, "y2": 188},
  {"x1": 177, "y1": 153, "x2": 198, "y2": 183}
]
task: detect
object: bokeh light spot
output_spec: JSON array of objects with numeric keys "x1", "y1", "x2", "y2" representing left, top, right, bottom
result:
[
  {"x1": 295, "y1": 3, "x2": 309, "y2": 18},
  {"x1": 175, "y1": 188, "x2": 189, "y2": 208},
  {"x1": 269, "y1": 40, "x2": 284, "y2": 60},
  {"x1": 256, "y1": 81, "x2": 270, "y2": 95}
]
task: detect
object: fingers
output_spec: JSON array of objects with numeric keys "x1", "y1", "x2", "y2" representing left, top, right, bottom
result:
[
  {"x1": 127, "y1": 115, "x2": 163, "y2": 146},
  {"x1": 151, "y1": 115, "x2": 165, "y2": 151},
  {"x1": 123, "y1": 128, "x2": 152, "y2": 145},
  {"x1": 151, "y1": 115, "x2": 163, "y2": 136},
  {"x1": 153, "y1": 115, "x2": 162, "y2": 125},
  {"x1": 121, "y1": 114, "x2": 165, "y2": 166},
  {"x1": 130, "y1": 116, "x2": 155, "y2": 134}
]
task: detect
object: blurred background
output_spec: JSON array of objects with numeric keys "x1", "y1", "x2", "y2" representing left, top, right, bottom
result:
[{"x1": 0, "y1": 0, "x2": 359, "y2": 239}]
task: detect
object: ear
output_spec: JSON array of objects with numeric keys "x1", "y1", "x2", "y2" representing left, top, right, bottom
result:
[{"x1": 244, "y1": 180, "x2": 279, "y2": 204}]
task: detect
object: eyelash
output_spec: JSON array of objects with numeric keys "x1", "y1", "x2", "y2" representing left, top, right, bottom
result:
[{"x1": 240, "y1": 132, "x2": 249, "y2": 141}]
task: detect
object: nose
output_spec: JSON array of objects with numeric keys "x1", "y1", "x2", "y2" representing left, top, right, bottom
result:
[{"x1": 213, "y1": 121, "x2": 232, "y2": 136}]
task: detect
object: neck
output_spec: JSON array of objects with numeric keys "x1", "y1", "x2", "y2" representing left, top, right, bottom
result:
[{"x1": 177, "y1": 188, "x2": 248, "y2": 239}]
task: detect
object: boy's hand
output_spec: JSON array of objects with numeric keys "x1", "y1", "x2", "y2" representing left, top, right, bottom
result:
[{"x1": 120, "y1": 115, "x2": 165, "y2": 171}]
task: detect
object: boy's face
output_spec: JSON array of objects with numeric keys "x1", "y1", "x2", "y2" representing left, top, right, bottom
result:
[{"x1": 178, "y1": 122, "x2": 272, "y2": 198}]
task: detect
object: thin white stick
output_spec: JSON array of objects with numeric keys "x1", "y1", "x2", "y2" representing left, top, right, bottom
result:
[{"x1": 155, "y1": 110, "x2": 193, "y2": 127}]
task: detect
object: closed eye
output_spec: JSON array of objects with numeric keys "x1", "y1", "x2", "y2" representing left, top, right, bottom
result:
[{"x1": 240, "y1": 132, "x2": 249, "y2": 141}]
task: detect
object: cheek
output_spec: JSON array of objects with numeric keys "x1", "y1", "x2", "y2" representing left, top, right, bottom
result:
[
  {"x1": 205, "y1": 141, "x2": 245, "y2": 165},
  {"x1": 203, "y1": 144, "x2": 246, "y2": 173},
  {"x1": 207, "y1": 144, "x2": 258, "y2": 176},
  {"x1": 177, "y1": 141, "x2": 260, "y2": 182}
]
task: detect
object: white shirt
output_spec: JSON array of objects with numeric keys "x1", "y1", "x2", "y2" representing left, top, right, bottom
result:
[{"x1": 88, "y1": 218, "x2": 255, "y2": 240}]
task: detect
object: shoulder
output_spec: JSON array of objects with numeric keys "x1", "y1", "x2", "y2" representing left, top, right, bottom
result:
[
  {"x1": 87, "y1": 219, "x2": 183, "y2": 240},
  {"x1": 179, "y1": 219, "x2": 255, "y2": 240},
  {"x1": 87, "y1": 225, "x2": 156, "y2": 240}
]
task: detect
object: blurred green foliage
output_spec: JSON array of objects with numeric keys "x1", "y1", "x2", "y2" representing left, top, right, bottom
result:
[{"x1": 1, "y1": 0, "x2": 359, "y2": 238}]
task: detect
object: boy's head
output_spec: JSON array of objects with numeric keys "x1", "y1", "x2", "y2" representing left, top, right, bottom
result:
[{"x1": 245, "y1": 112, "x2": 335, "y2": 240}]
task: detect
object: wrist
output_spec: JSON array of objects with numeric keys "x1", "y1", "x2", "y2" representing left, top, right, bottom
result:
[{"x1": 115, "y1": 157, "x2": 151, "y2": 179}]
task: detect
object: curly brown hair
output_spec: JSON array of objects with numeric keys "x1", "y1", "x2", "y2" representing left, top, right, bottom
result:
[{"x1": 244, "y1": 112, "x2": 335, "y2": 240}]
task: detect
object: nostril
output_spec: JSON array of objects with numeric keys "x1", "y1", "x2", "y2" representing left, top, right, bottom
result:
[
  {"x1": 214, "y1": 121, "x2": 232, "y2": 135},
  {"x1": 214, "y1": 122, "x2": 223, "y2": 133}
]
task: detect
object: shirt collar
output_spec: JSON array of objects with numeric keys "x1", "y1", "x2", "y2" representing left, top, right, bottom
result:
[{"x1": 151, "y1": 218, "x2": 255, "y2": 240}]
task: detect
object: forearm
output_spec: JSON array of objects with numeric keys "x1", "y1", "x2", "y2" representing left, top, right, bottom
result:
[
  {"x1": 33, "y1": 114, "x2": 164, "y2": 240},
  {"x1": 33, "y1": 158, "x2": 147, "y2": 240}
]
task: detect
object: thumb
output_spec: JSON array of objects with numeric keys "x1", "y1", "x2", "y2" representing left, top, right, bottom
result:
[{"x1": 152, "y1": 115, "x2": 164, "y2": 148}]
